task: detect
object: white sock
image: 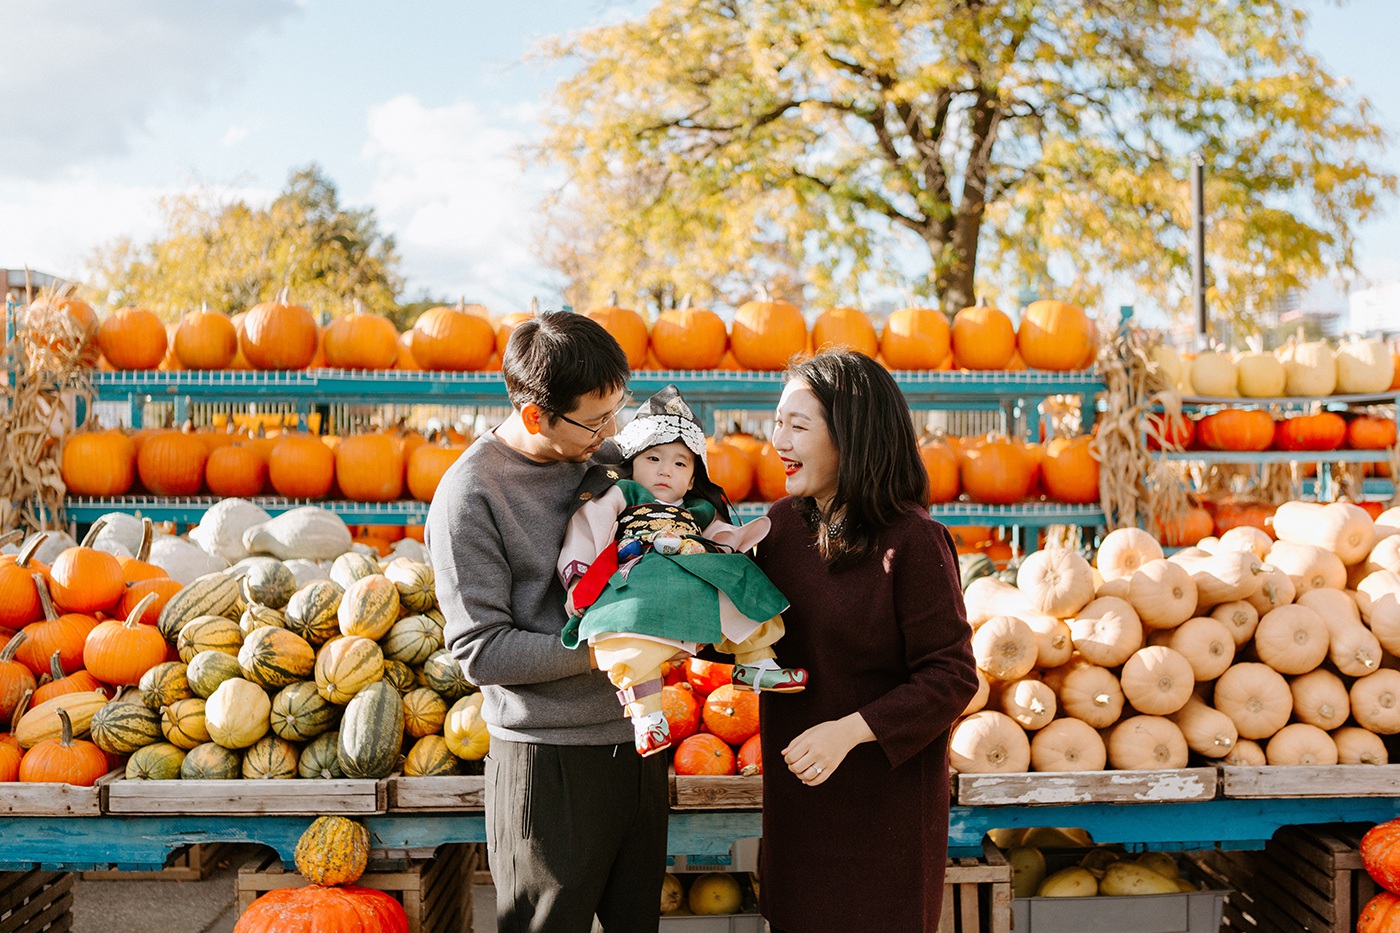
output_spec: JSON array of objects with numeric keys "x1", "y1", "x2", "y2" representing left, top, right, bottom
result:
[{"x1": 744, "y1": 657, "x2": 780, "y2": 672}]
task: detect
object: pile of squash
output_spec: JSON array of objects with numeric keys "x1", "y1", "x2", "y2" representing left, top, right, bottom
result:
[
  {"x1": 1154, "y1": 335, "x2": 1400, "y2": 399},
  {"x1": 0, "y1": 502, "x2": 488, "y2": 786},
  {"x1": 951, "y1": 500, "x2": 1400, "y2": 774}
]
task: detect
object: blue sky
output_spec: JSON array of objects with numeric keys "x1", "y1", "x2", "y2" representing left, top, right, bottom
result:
[{"x1": 2, "y1": 0, "x2": 1397, "y2": 325}]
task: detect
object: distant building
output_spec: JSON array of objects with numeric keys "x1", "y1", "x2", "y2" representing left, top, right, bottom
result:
[
  {"x1": 1349, "y1": 282, "x2": 1400, "y2": 336},
  {"x1": 1, "y1": 269, "x2": 67, "y2": 301}
]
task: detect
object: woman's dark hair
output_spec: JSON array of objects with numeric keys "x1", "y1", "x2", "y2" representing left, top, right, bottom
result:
[
  {"x1": 620, "y1": 447, "x2": 734, "y2": 525},
  {"x1": 788, "y1": 350, "x2": 928, "y2": 566},
  {"x1": 502, "y1": 311, "x2": 629, "y2": 419}
]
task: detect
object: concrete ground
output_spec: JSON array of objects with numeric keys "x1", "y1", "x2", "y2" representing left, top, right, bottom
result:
[{"x1": 68, "y1": 846, "x2": 496, "y2": 933}]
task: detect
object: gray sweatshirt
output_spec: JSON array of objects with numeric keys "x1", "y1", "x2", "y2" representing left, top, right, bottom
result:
[{"x1": 425, "y1": 431, "x2": 632, "y2": 745}]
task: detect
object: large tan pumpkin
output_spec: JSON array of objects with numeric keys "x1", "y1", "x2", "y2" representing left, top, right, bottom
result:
[{"x1": 1016, "y1": 549, "x2": 1095, "y2": 618}]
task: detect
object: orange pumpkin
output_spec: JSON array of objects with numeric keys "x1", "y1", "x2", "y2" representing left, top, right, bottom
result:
[
  {"x1": 1145, "y1": 411, "x2": 1195, "y2": 451},
  {"x1": 321, "y1": 312, "x2": 399, "y2": 370},
  {"x1": 0, "y1": 537, "x2": 47, "y2": 629},
  {"x1": 82, "y1": 593, "x2": 162, "y2": 687},
  {"x1": 959, "y1": 436, "x2": 1034, "y2": 505},
  {"x1": 583, "y1": 303, "x2": 650, "y2": 368},
  {"x1": 1156, "y1": 504, "x2": 1214, "y2": 547},
  {"x1": 754, "y1": 442, "x2": 789, "y2": 502},
  {"x1": 24, "y1": 294, "x2": 100, "y2": 365},
  {"x1": 722, "y1": 433, "x2": 765, "y2": 468},
  {"x1": 119, "y1": 576, "x2": 183, "y2": 627},
  {"x1": 1040, "y1": 435, "x2": 1100, "y2": 504},
  {"x1": 1274, "y1": 412, "x2": 1346, "y2": 452},
  {"x1": 18, "y1": 708, "x2": 109, "y2": 786},
  {"x1": 30, "y1": 649, "x2": 107, "y2": 706},
  {"x1": 137, "y1": 429, "x2": 209, "y2": 495},
  {"x1": 1196, "y1": 409, "x2": 1274, "y2": 452},
  {"x1": 48, "y1": 524, "x2": 126, "y2": 615},
  {"x1": 173, "y1": 310, "x2": 238, "y2": 370},
  {"x1": 673, "y1": 733, "x2": 737, "y2": 776},
  {"x1": 1016, "y1": 300, "x2": 1096, "y2": 371},
  {"x1": 716, "y1": 349, "x2": 743, "y2": 371},
  {"x1": 951, "y1": 305, "x2": 1016, "y2": 370},
  {"x1": 97, "y1": 307, "x2": 167, "y2": 370},
  {"x1": 410, "y1": 306, "x2": 495, "y2": 371},
  {"x1": 15, "y1": 576, "x2": 99, "y2": 677},
  {"x1": 0, "y1": 632, "x2": 36, "y2": 725},
  {"x1": 1362, "y1": 820, "x2": 1400, "y2": 896},
  {"x1": 662, "y1": 682, "x2": 702, "y2": 743},
  {"x1": 650, "y1": 307, "x2": 728, "y2": 370},
  {"x1": 494, "y1": 311, "x2": 535, "y2": 358},
  {"x1": 704, "y1": 439, "x2": 753, "y2": 504},
  {"x1": 393, "y1": 331, "x2": 420, "y2": 371},
  {"x1": 240, "y1": 299, "x2": 319, "y2": 370},
  {"x1": 702, "y1": 684, "x2": 760, "y2": 746},
  {"x1": 1348, "y1": 415, "x2": 1398, "y2": 450},
  {"x1": 880, "y1": 307, "x2": 950, "y2": 369},
  {"x1": 267, "y1": 435, "x2": 337, "y2": 499},
  {"x1": 406, "y1": 438, "x2": 467, "y2": 503},
  {"x1": 117, "y1": 518, "x2": 164, "y2": 583},
  {"x1": 1359, "y1": 891, "x2": 1400, "y2": 933},
  {"x1": 811, "y1": 307, "x2": 878, "y2": 357},
  {"x1": 918, "y1": 437, "x2": 959, "y2": 505},
  {"x1": 60, "y1": 429, "x2": 136, "y2": 496},
  {"x1": 731, "y1": 296, "x2": 807, "y2": 370},
  {"x1": 335, "y1": 434, "x2": 405, "y2": 501},
  {"x1": 685, "y1": 658, "x2": 733, "y2": 698},
  {"x1": 205, "y1": 444, "x2": 268, "y2": 497}
]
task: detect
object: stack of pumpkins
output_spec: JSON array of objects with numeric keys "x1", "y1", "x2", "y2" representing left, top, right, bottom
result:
[
  {"x1": 663, "y1": 659, "x2": 763, "y2": 778},
  {"x1": 1156, "y1": 334, "x2": 1400, "y2": 400},
  {"x1": 0, "y1": 504, "x2": 489, "y2": 787},
  {"x1": 951, "y1": 500, "x2": 1400, "y2": 775},
  {"x1": 47, "y1": 290, "x2": 1100, "y2": 376}
]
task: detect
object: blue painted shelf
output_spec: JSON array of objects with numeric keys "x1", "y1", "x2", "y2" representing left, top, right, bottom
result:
[
  {"x1": 732, "y1": 500, "x2": 1104, "y2": 528},
  {"x1": 1181, "y1": 391, "x2": 1400, "y2": 410},
  {"x1": 65, "y1": 496, "x2": 430, "y2": 526},
  {"x1": 1161, "y1": 449, "x2": 1393, "y2": 464}
]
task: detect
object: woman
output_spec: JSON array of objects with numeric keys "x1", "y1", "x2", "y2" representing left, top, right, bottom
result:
[{"x1": 755, "y1": 350, "x2": 979, "y2": 932}]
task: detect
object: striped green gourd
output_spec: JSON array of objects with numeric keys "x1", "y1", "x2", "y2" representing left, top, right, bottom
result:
[
  {"x1": 314, "y1": 636, "x2": 385, "y2": 704},
  {"x1": 330, "y1": 552, "x2": 381, "y2": 590},
  {"x1": 402, "y1": 687, "x2": 448, "y2": 739},
  {"x1": 242, "y1": 735, "x2": 299, "y2": 779},
  {"x1": 337, "y1": 681, "x2": 403, "y2": 779},
  {"x1": 237, "y1": 557, "x2": 297, "y2": 609},
  {"x1": 138, "y1": 661, "x2": 193, "y2": 711},
  {"x1": 157, "y1": 572, "x2": 242, "y2": 642},
  {"x1": 299, "y1": 731, "x2": 344, "y2": 779},
  {"x1": 382, "y1": 660, "x2": 416, "y2": 696},
  {"x1": 421, "y1": 649, "x2": 472, "y2": 701},
  {"x1": 180, "y1": 741, "x2": 241, "y2": 779},
  {"x1": 270, "y1": 681, "x2": 338, "y2": 742},
  {"x1": 380, "y1": 615, "x2": 442, "y2": 667},
  {"x1": 238, "y1": 594, "x2": 288, "y2": 638},
  {"x1": 125, "y1": 742, "x2": 186, "y2": 780},
  {"x1": 385, "y1": 559, "x2": 436, "y2": 613},
  {"x1": 403, "y1": 734, "x2": 462, "y2": 777},
  {"x1": 238, "y1": 626, "x2": 315, "y2": 689},
  {"x1": 337, "y1": 574, "x2": 400, "y2": 641},
  {"x1": 90, "y1": 699, "x2": 162, "y2": 754},
  {"x1": 161, "y1": 697, "x2": 210, "y2": 749},
  {"x1": 176, "y1": 616, "x2": 243, "y2": 664},
  {"x1": 186, "y1": 650, "x2": 245, "y2": 699},
  {"x1": 284, "y1": 581, "x2": 344, "y2": 645}
]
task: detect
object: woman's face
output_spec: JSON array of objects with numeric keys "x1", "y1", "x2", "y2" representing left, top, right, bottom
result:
[{"x1": 772, "y1": 379, "x2": 839, "y2": 509}]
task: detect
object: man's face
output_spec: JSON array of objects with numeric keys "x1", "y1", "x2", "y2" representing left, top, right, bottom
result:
[{"x1": 536, "y1": 386, "x2": 629, "y2": 462}]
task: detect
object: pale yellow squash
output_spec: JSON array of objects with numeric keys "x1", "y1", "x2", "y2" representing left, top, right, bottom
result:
[
  {"x1": 1096, "y1": 577, "x2": 1131, "y2": 600},
  {"x1": 1068, "y1": 597, "x2": 1143, "y2": 667},
  {"x1": 1267, "y1": 540, "x2": 1347, "y2": 595},
  {"x1": 1127, "y1": 560, "x2": 1197, "y2": 629},
  {"x1": 963, "y1": 577, "x2": 1038, "y2": 627},
  {"x1": 1335, "y1": 335, "x2": 1394, "y2": 393},
  {"x1": 1017, "y1": 549, "x2": 1096, "y2": 619},
  {"x1": 1119, "y1": 646, "x2": 1194, "y2": 715},
  {"x1": 1288, "y1": 668, "x2": 1351, "y2": 731},
  {"x1": 1213, "y1": 663, "x2": 1292, "y2": 740},
  {"x1": 1163, "y1": 616, "x2": 1235, "y2": 681},
  {"x1": 204, "y1": 677, "x2": 272, "y2": 749},
  {"x1": 1350, "y1": 668, "x2": 1400, "y2": 734},
  {"x1": 1215, "y1": 526, "x2": 1273, "y2": 561},
  {"x1": 1187, "y1": 350, "x2": 1238, "y2": 396},
  {"x1": 1271, "y1": 501, "x2": 1376, "y2": 566},
  {"x1": 1107, "y1": 715, "x2": 1189, "y2": 770},
  {"x1": 1234, "y1": 350, "x2": 1286, "y2": 397},
  {"x1": 1210, "y1": 600, "x2": 1261, "y2": 647},
  {"x1": 1172, "y1": 551, "x2": 1268, "y2": 608},
  {"x1": 1377, "y1": 507, "x2": 1400, "y2": 540},
  {"x1": 1025, "y1": 615, "x2": 1073, "y2": 669},
  {"x1": 1055, "y1": 661, "x2": 1125, "y2": 729},
  {"x1": 1332, "y1": 726, "x2": 1389, "y2": 765},
  {"x1": 1365, "y1": 535, "x2": 1400, "y2": 577},
  {"x1": 1265, "y1": 723, "x2": 1338, "y2": 766},
  {"x1": 1253, "y1": 604, "x2": 1330, "y2": 675},
  {"x1": 1356, "y1": 570, "x2": 1400, "y2": 654},
  {"x1": 1279, "y1": 339, "x2": 1337, "y2": 396},
  {"x1": 971, "y1": 615, "x2": 1038, "y2": 681},
  {"x1": 1030, "y1": 718, "x2": 1107, "y2": 773},
  {"x1": 948, "y1": 710, "x2": 1031, "y2": 774},
  {"x1": 1246, "y1": 564, "x2": 1296, "y2": 616},
  {"x1": 1298, "y1": 590, "x2": 1382, "y2": 677},
  {"x1": 996, "y1": 678, "x2": 1057, "y2": 731},
  {"x1": 1096, "y1": 528, "x2": 1164, "y2": 582},
  {"x1": 963, "y1": 669, "x2": 990, "y2": 716},
  {"x1": 1223, "y1": 738, "x2": 1267, "y2": 767},
  {"x1": 1169, "y1": 696, "x2": 1237, "y2": 759}
]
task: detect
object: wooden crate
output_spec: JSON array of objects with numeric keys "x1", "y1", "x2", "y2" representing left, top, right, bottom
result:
[
  {"x1": 79, "y1": 843, "x2": 236, "y2": 882},
  {"x1": 0, "y1": 869, "x2": 73, "y2": 933},
  {"x1": 1221, "y1": 764, "x2": 1400, "y2": 798},
  {"x1": 670, "y1": 774, "x2": 762, "y2": 809},
  {"x1": 1186, "y1": 822, "x2": 1379, "y2": 933},
  {"x1": 957, "y1": 768, "x2": 1218, "y2": 806},
  {"x1": 237, "y1": 843, "x2": 478, "y2": 933},
  {"x1": 102, "y1": 776, "x2": 386, "y2": 815},
  {"x1": 936, "y1": 841, "x2": 1011, "y2": 933},
  {"x1": 387, "y1": 775, "x2": 485, "y2": 811}
]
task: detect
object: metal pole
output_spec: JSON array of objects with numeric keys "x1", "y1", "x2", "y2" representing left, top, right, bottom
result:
[{"x1": 1190, "y1": 153, "x2": 1207, "y2": 344}]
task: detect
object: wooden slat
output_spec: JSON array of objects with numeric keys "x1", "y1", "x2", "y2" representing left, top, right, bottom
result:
[
  {"x1": 388, "y1": 776, "x2": 485, "y2": 812},
  {"x1": 0, "y1": 780, "x2": 106, "y2": 817},
  {"x1": 956, "y1": 767, "x2": 1217, "y2": 805},
  {"x1": 671, "y1": 775, "x2": 762, "y2": 809},
  {"x1": 0, "y1": 873, "x2": 73, "y2": 933},
  {"x1": 1221, "y1": 764, "x2": 1400, "y2": 798},
  {"x1": 79, "y1": 843, "x2": 235, "y2": 882},
  {"x1": 104, "y1": 777, "x2": 384, "y2": 815}
]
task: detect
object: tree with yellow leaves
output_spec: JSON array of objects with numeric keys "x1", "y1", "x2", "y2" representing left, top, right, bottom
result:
[{"x1": 536, "y1": 0, "x2": 1394, "y2": 327}]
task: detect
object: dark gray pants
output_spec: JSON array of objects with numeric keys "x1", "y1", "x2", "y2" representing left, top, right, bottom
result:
[{"x1": 486, "y1": 738, "x2": 669, "y2": 933}]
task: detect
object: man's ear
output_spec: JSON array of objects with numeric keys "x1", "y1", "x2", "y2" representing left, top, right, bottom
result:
[{"x1": 521, "y1": 404, "x2": 543, "y2": 435}]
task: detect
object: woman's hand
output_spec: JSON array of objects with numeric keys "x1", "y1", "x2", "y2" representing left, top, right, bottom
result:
[{"x1": 782, "y1": 713, "x2": 875, "y2": 787}]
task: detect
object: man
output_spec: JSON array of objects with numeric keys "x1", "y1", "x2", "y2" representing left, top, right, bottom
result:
[{"x1": 426, "y1": 311, "x2": 667, "y2": 933}]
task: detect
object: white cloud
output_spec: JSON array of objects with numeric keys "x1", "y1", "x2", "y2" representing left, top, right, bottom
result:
[
  {"x1": 221, "y1": 125, "x2": 251, "y2": 147},
  {"x1": 0, "y1": 0, "x2": 299, "y2": 176},
  {"x1": 362, "y1": 94, "x2": 559, "y2": 310}
]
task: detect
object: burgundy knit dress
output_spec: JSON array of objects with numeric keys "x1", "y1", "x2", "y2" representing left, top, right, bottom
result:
[{"x1": 755, "y1": 498, "x2": 978, "y2": 933}]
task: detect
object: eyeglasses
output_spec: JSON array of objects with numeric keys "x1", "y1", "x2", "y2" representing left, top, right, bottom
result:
[{"x1": 555, "y1": 394, "x2": 633, "y2": 439}]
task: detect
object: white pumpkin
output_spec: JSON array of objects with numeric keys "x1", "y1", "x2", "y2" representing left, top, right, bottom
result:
[
  {"x1": 1016, "y1": 549, "x2": 1095, "y2": 618},
  {"x1": 1095, "y1": 528, "x2": 1164, "y2": 582},
  {"x1": 1030, "y1": 718, "x2": 1107, "y2": 773},
  {"x1": 1279, "y1": 339, "x2": 1337, "y2": 397},
  {"x1": 1187, "y1": 350, "x2": 1238, "y2": 397},
  {"x1": 189, "y1": 499, "x2": 275, "y2": 565},
  {"x1": 88, "y1": 512, "x2": 148, "y2": 556},
  {"x1": 150, "y1": 534, "x2": 231, "y2": 585},
  {"x1": 242, "y1": 507, "x2": 353, "y2": 561},
  {"x1": 1234, "y1": 350, "x2": 1286, "y2": 398},
  {"x1": 1335, "y1": 335, "x2": 1394, "y2": 394},
  {"x1": 949, "y1": 711, "x2": 1031, "y2": 774}
]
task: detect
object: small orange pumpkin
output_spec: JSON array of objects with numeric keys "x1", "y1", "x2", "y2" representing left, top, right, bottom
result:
[
  {"x1": 959, "y1": 436, "x2": 1034, "y2": 505},
  {"x1": 672, "y1": 732, "x2": 737, "y2": 776},
  {"x1": 18, "y1": 708, "x2": 109, "y2": 786},
  {"x1": 731, "y1": 294, "x2": 807, "y2": 370},
  {"x1": 1196, "y1": 409, "x2": 1274, "y2": 452},
  {"x1": 97, "y1": 307, "x2": 167, "y2": 370},
  {"x1": 951, "y1": 305, "x2": 1016, "y2": 370},
  {"x1": 173, "y1": 310, "x2": 238, "y2": 370},
  {"x1": 811, "y1": 307, "x2": 878, "y2": 357},
  {"x1": 410, "y1": 305, "x2": 495, "y2": 371},
  {"x1": 583, "y1": 302, "x2": 650, "y2": 368},
  {"x1": 335, "y1": 435, "x2": 405, "y2": 501},
  {"x1": 704, "y1": 439, "x2": 754, "y2": 504},
  {"x1": 82, "y1": 594, "x2": 162, "y2": 687},
  {"x1": 406, "y1": 438, "x2": 467, "y2": 503},
  {"x1": 47, "y1": 522, "x2": 126, "y2": 615},
  {"x1": 61, "y1": 429, "x2": 137, "y2": 496},
  {"x1": 1040, "y1": 435, "x2": 1100, "y2": 504},
  {"x1": 918, "y1": 436, "x2": 960, "y2": 505},
  {"x1": 1016, "y1": 299, "x2": 1096, "y2": 371},
  {"x1": 240, "y1": 299, "x2": 319, "y2": 370},
  {"x1": 205, "y1": 444, "x2": 269, "y2": 498},
  {"x1": 322, "y1": 312, "x2": 399, "y2": 370},
  {"x1": 1349, "y1": 415, "x2": 1398, "y2": 450},
  {"x1": 880, "y1": 307, "x2": 950, "y2": 369},
  {"x1": 650, "y1": 307, "x2": 728, "y2": 370},
  {"x1": 137, "y1": 429, "x2": 209, "y2": 495}
]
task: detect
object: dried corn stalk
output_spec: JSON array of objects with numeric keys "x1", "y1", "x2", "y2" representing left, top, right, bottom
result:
[
  {"x1": 1092, "y1": 321, "x2": 1190, "y2": 533},
  {"x1": 1, "y1": 283, "x2": 94, "y2": 535}
]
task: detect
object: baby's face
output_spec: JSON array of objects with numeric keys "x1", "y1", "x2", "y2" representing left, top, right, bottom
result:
[{"x1": 633, "y1": 441, "x2": 696, "y2": 501}]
